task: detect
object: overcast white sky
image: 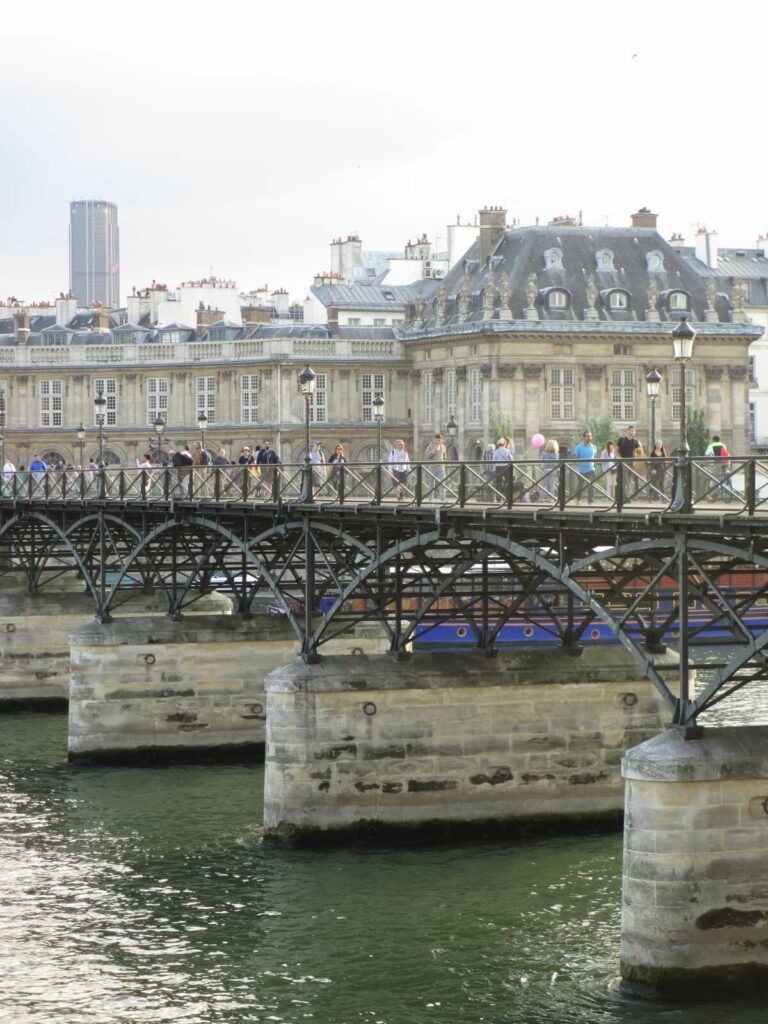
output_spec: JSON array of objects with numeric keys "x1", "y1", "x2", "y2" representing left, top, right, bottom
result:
[{"x1": 1, "y1": 0, "x2": 765, "y2": 306}]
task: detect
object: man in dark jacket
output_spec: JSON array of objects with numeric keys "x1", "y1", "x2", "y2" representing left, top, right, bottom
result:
[{"x1": 256, "y1": 440, "x2": 279, "y2": 495}]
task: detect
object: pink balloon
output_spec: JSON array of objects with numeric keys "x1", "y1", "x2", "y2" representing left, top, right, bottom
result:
[{"x1": 531, "y1": 433, "x2": 546, "y2": 449}]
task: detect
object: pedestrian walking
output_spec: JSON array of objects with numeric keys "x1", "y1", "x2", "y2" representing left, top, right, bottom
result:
[
  {"x1": 328, "y1": 444, "x2": 347, "y2": 497},
  {"x1": 481, "y1": 442, "x2": 495, "y2": 501},
  {"x1": 424, "y1": 433, "x2": 447, "y2": 501},
  {"x1": 256, "y1": 440, "x2": 280, "y2": 496},
  {"x1": 309, "y1": 440, "x2": 326, "y2": 496},
  {"x1": 649, "y1": 441, "x2": 668, "y2": 499},
  {"x1": 492, "y1": 437, "x2": 512, "y2": 497},
  {"x1": 540, "y1": 439, "x2": 559, "y2": 498},
  {"x1": 388, "y1": 439, "x2": 411, "y2": 500},
  {"x1": 573, "y1": 430, "x2": 597, "y2": 504},
  {"x1": 599, "y1": 440, "x2": 618, "y2": 500}
]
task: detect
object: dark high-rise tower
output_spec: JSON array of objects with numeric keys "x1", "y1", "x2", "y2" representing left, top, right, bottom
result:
[{"x1": 69, "y1": 200, "x2": 120, "y2": 308}]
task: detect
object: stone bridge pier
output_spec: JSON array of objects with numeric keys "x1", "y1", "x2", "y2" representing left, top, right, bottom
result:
[
  {"x1": 67, "y1": 611, "x2": 393, "y2": 763},
  {"x1": 263, "y1": 648, "x2": 670, "y2": 842},
  {"x1": 621, "y1": 727, "x2": 768, "y2": 999},
  {"x1": 0, "y1": 579, "x2": 229, "y2": 708}
]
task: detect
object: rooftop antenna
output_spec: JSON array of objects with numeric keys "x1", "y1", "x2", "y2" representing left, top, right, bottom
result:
[{"x1": 600, "y1": 213, "x2": 612, "y2": 226}]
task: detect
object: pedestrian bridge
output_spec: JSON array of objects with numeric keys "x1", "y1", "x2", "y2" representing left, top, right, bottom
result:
[{"x1": 2, "y1": 455, "x2": 768, "y2": 729}]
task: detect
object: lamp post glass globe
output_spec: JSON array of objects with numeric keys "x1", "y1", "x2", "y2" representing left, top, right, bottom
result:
[
  {"x1": 197, "y1": 410, "x2": 208, "y2": 447},
  {"x1": 447, "y1": 414, "x2": 458, "y2": 459},
  {"x1": 372, "y1": 392, "x2": 385, "y2": 458},
  {"x1": 76, "y1": 423, "x2": 86, "y2": 466},
  {"x1": 645, "y1": 369, "x2": 662, "y2": 453},
  {"x1": 672, "y1": 317, "x2": 696, "y2": 456},
  {"x1": 299, "y1": 365, "x2": 316, "y2": 500}
]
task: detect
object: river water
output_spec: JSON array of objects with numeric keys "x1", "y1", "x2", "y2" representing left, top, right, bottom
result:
[{"x1": 2, "y1": 678, "x2": 768, "y2": 1023}]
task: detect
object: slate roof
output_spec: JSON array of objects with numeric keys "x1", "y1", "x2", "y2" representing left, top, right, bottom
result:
[
  {"x1": 413, "y1": 224, "x2": 732, "y2": 330},
  {"x1": 311, "y1": 281, "x2": 422, "y2": 311}
]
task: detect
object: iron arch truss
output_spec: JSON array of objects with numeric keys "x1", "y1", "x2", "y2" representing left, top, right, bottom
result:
[{"x1": 2, "y1": 500, "x2": 768, "y2": 727}]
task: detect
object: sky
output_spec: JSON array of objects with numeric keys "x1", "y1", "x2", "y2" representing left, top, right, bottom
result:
[{"x1": 1, "y1": 0, "x2": 766, "y2": 307}]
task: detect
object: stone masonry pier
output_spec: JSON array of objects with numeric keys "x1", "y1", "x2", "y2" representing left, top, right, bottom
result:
[
  {"x1": 621, "y1": 726, "x2": 768, "y2": 999},
  {"x1": 264, "y1": 648, "x2": 670, "y2": 842}
]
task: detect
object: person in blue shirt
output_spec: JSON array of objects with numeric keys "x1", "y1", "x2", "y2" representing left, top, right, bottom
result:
[{"x1": 572, "y1": 430, "x2": 597, "y2": 504}]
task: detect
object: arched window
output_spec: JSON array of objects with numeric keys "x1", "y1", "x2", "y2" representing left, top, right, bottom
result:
[
  {"x1": 40, "y1": 450, "x2": 66, "y2": 467},
  {"x1": 646, "y1": 251, "x2": 665, "y2": 273},
  {"x1": 595, "y1": 249, "x2": 615, "y2": 271},
  {"x1": 548, "y1": 289, "x2": 569, "y2": 309},
  {"x1": 544, "y1": 248, "x2": 564, "y2": 270},
  {"x1": 608, "y1": 291, "x2": 629, "y2": 309}
]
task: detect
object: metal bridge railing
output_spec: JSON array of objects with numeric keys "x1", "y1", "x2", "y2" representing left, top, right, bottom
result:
[{"x1": 1, "y1": 457, "x2": 765, "y2": 514}]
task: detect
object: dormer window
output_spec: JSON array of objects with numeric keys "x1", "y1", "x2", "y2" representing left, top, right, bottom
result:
[
  {"x1": 548, "y1": 289, "x2": 569, "y2": 309},
  {"x1": 669, "y1": 291, "x2": 689, "y2": 311},
  {"x1": 608, "y1": 291, "x2": 629, "y2": 310},
  {"x1": 544, "y1": 248, "x2": 564, "y2": 271},
  {"x1": 45, "y1": 331, "x2": 68, "y2": 346},
  {"x1": 596, "y1": 249, "x2": 615, "y2": 271}
]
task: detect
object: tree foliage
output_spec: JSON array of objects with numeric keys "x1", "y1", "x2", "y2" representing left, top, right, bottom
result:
[
  {"x1": 685, "y1": 407, "x2": 710, "y2": 457},
  {"x1": 578, "y1": 414, "x2": 616, "y2": 453}
]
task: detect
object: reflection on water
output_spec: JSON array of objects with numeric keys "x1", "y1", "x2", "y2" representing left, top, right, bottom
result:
[{"x1": 2, "y1": 669, "x2": 768, "y2": 1023}]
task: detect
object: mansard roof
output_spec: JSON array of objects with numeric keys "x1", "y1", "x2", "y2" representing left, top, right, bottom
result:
[
  {"x1": 415, "y1": 224, "x2": 729, "y2": 330},
  {"x1": 311, "y1": 281, "x2": 422, "y2": 311}
]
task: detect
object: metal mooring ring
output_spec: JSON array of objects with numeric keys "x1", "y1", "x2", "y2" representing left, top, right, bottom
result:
[
  {"x1": 362, "y1": 701, "x2": 377, "y2": 716},
  {"x1": 6, "y1": 623, "x2": 16, "y2": 633},
  {"x1": 144, "y1": 653, "x2": 156, "y2": 666},
  {"x1": 622, "y1": 693, "x2": 638, "y2": 707},
  {"x1": 351, "y1": 646, "x2": 364, "y2": 657},
  {"x1": 761, "y1": 798, "x2": 768, "y2": 816}
]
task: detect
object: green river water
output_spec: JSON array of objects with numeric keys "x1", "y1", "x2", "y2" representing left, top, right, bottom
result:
[{"x1": 1, "y1": 705, "x2": 766, "y2": 1024}]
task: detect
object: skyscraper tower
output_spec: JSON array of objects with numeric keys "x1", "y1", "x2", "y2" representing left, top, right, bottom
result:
[{"x1": 69, "y1": 200, "x2": 120, "y2": 308}]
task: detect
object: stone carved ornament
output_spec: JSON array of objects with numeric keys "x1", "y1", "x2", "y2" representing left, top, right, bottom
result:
[
  {"x1": 480, "y1": 363, "x2": 493, "y2": 380},
  {"x1": 497, "y1": 363, "x2": 516, "y2": 379},
  {"x1": 732, "y1": 279, "x2": 747, "y2": 312},
  {"x1": 706, "y1": 277, "x2": 717, "y2": 312},
  {"x1": 458, "y1": 275, "x2": 472, "y2": 317},
  {"x1": 525, "y1": 273, "x2": 538, "y2": 308},
  {"x1": 583, "y1": 365, "x2": 604, "y2": 381},
  {"x1": 498, "y1": 274, "x2": 511, "y2": 310},
  {"x1": 455, "y1": 366, "x2": 467, "y2": 382},
  {"x1": 483, "y1": 278, "x2": 496, "y2": 312},
  {"x1": 646, "y1": 276, "x2": 659, "y2": 309},
  {"x1": 585, "y1": 274, "x2": 597, "y2": 309},
  {"x1": 523, "y1": 363, "x2": 544, "y2": 379},
  {"x1": 703, "y1": 365, "x2": 723, "y2": 381},
  {"x1": 729, "y1": 366, "x2": 747, "y2": 381}
]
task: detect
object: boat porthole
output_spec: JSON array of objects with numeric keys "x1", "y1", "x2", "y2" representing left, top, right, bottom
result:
[
  {"x1": 456, "y1": 627, "x2": 467, "y2": 638},
  {"x1": 591, "y1": 629, "x2": 601, "y2": 639},
  {"x1": 362, "y1": 701, "x2": 377, "y2": 716},
  {"x1": 524, "y1": 627, "x2": 534, "y2": 638}
]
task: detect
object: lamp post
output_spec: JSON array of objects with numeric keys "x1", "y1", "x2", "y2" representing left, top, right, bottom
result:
[
  {"x1": 372, "y1": 392, "x2": 385, "y2": 460},
  {"x1": 446, "y1": 413, "x2": 458, "y2": 460},
  {"x1": 76, "y1": 423, "x2": 86, "y2": 466},
  {"x1": 197, "y1": 409, "x2": 208, "y2": 450},
  {"x1": 94, "y1": 390, "x2": 107, "y2": 465},
  {"x1": 298, "y1": 364, "x2": 317, "y2": 502},
  {"x1": 670, "y1": 317, "x2": 696, "y2": 513},
  {"x1": 645, "y1": 368, "x2": 662, "y2": 454},
  {"x1": 150, "y1": 413, "x2": 165, "y2": 463}
]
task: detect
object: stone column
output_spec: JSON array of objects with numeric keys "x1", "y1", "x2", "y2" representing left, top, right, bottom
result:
[
  {"x1": 264, "y1": 647, "x2": 669, "y2": 842},
  {"x1": 621, "y1": 726, "x2": 768, "y2": 998}
]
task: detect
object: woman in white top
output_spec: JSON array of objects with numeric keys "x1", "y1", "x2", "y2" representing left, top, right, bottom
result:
[
  {"x1": 599, "y1": 440, "x2": 618, "y2": 499},
  {"x1": 388, "y1": 439, "x2": 411, "y2": 500}
]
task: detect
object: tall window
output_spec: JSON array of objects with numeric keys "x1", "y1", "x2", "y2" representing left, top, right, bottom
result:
[
  {"x1": 672, "y1": 368, "x2": 694, "y2": 422},
  {"x1": 93, "y1": 378, "x2": 117, "y2": 426},
  {"x1": 422, "y1": 371, "x2": 433, "y2": 423},
  {"x1": 361, "y1": 373, "x2": 383, "y2": 422},
  {"x1": 311, "y1": 372, "x2": 328, "y2": 423},
  {"x1": 196, "y1": 376, "x2": 216, "y2": 424},
  {"x1": 0, "y1": 381, "x2": 6, "y2": 429},
  {"x1": 445, "y1": 369, "x2": 457, "y2": 417},
  {"x1": 611, "y1": 369, "x2": 635, "y2": 421},
  {"x1": 147, "y1": 377, "x2": 168, "y2": 425},
  {"x1": 750, "y1": 402, "x2": 756, "y2": 443},
  {"x1": 550, "y1": 368, "x2": 574, "y2": 420},
  {"x1": 40, "y1": 379, "x2": 63, "y2": 427},
  {"x1": 469, "y1": 368, "x2": 482, "y2": 423},
  {"x1": 241, "y1": 374, "x2": 259, "y2": 423}
]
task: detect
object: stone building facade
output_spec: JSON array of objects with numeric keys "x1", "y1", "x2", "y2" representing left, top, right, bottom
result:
[{"x1": 0, "y1": 209, "x2": 761, "y2": 466}]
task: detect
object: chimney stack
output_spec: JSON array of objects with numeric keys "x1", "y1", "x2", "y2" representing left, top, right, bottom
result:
[
  {"x1": 14, "y1": 309, "x2": 30, "y2": 344},
  {"x1": 241, "y1": 305, "x2": 272, "y2": 327},
  {"x1": 327, "y1": 305, "x2": 340, "y2": 337},
  {"x1": 478, "y1": 206, "x2": 507, "y2": 264},
  {"x1": 695, "y1": 227, "x2": 719, "y2": 269},
  {"x1": 195, "y1": 304, "x2": 224, "y2": 339},
  {"x1": 631, "y1": 207, "x2": 658, "y2": 229}
]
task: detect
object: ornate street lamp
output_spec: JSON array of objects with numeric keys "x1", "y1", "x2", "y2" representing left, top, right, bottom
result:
[
  {"x1": 372, "y1": 392, "x2": 385, "y2": 460},
  {"x1": 197, "y1": 409, "x2": 208, "y2": 448},
  {"x1": 670, "y1": 317, "x2": 696, "y2": 513},
  {"x1": 94, "y1": 390, "x2": 107, "y2": 465},
  {"x1": 0, "y1": 389, "x2": 5, "y2": 471},
  {"x1": 446, "y1": 412, "x2": 458, "y2": 460},
  {"x1": 76, "y1": 423, "x2": 86, "y2": 466},
  {"x1": 298, "y1": 364, "x2": 317, "y2": 502},
  {"x1": 645, "y1": 368, "x2": 663, "y2": 455},
  {"x1": 150, "y1": 413, "x2": 165, "y2": 462}
]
